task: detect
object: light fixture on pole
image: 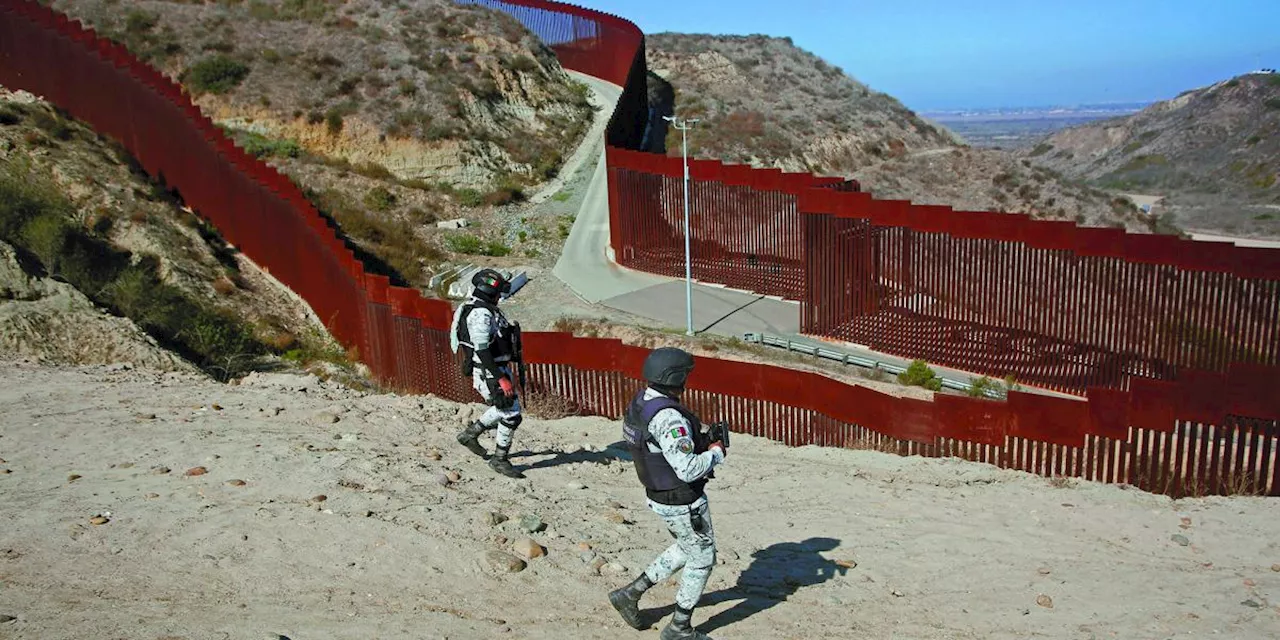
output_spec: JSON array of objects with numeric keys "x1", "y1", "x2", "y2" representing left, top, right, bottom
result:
[{"x1": 663, "y1": 114, "x2": 699, "y2": 336}]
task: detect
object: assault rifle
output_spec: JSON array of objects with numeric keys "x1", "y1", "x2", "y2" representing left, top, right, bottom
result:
[
  {"x1": 509, "y1": 321, "x2": 526, "y2": 392},
  {"x1": 695, "y1": 420, "x2": 731, "y2": 452}
]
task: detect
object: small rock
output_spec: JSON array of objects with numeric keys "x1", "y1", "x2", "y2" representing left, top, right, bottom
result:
[
  {"x1": 590, "y1": 557, "x2": 607, "y2": 573},
  {"x1": 1242, "y1": 599, "x2": 1262, "y2": 609},
  {"x1": 144, "y1": 493, "x2": 160, "y2": 499},
  {"x1": 311, "y1": 495, "x2": 327, "y2": 503},
  {"x1": 604, "y1": 511, "x2": 628, "y2": 525},
  {"x1": 519, "y1": 514, "x2": 546, "y2": 533},
  {"x1": 836, "y1": 559, "x2": 857, "y2": 569},
  {"x1": 89, "y1": 516, "x2": 109, "y2": 525},
  {"x1": 495, "y1": 535, "x2": 508, "y2": 546},
  {"x1": 608, "y1": 500, "x2": 625, "y2": 510},
  {"x1": 1243, "y1": 579, "x2": 1257, "y2": 587},
  {"x1": 426, "y1": 450, "x2": 442, "y2": 461},
  {"x1": 0, "y1": 469, "x2": 9, "y2": 475},
  {"x1": 211, "y1": 404, "x2": 224, "y2": 411},
  {"x1": 340, "y1": 433, "x2": 358, "y2": 442},
  {"x1": 513, "y1": 538, "x2": 545, "y2": 559},
  {"x1": 0, "y1": 615, "x2": 16, "y2": 623},
  {"x1": 1271, "y1": 564, "x2": 1280, "y2": 572},
  {"x1": 604, "y1": 562, "x2": 627, "y2": 575},
  {"x1": 565, "y1": 481, "x2": 585, "y2": 490},
  {"x1": 150, "y1": 466, "x2": 171, "y2": 475},
  {"x1": 271, "y1": 407, "x2": 284, "y2": 416},
  {"x1": 1037, "y1": 567, "x2": 1052, "y2": 575},
  {"x1": 485, "y1": 551, "x2": 527, "y2": 573},
  {"x1": 137, "y1": 413, "x2": 157, "y2": 420},
  {"x1": 576, "y1": 542, "x2": 592, "y2": 552},
  {"x1": 184, "y1": 467, "x2": 208, "y2": 477},
  {"x1": 579, "y1": 551, "x2": 597, "y2": 564},
  {"x1": 313, "y1": 412, "x2": 340, "y2": 425},
  {"x1": 484, "y1": 512, "x2": 509, "y2": 526},
  {"x1": 446, "y1": 470, "x2": 461, "y2": 483},
  {"x1": 1171, "y1": 534, "x2": 1190, "y2": 547},
  {"x1": 118, "y1": 462, "x2": 134, "y2": 469},
  {"x1": 226, "y1": 479, "x2": 247, "y2": 487},
  {"x1": 1036, "y1": 594, "x2": 1053, "y2": 608},
  {"x1": 435, "y1": 473, "x2": 452, "y2": 487},
  {"x1": 67, "y1": 474, "x2": 81, "y2": 482},
  {"x1": 891, "y1": 590, "x2": 905, "y2": 598},
  {"x1": 1180, "y1": 516, "x2": 1192, "y2": 529}
]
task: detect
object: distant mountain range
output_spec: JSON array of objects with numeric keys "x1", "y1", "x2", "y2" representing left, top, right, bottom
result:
[{"x1": 923, "y1": 103, "x2": 1150, "y2": 122}]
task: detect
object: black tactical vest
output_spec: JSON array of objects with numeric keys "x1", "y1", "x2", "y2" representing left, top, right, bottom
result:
[
  {"x1": 622, "y1": 390, "x2": 706, "y2": 505},
  {"x1": 455, "y1": 300, "x2": 520, "y2": 366}
]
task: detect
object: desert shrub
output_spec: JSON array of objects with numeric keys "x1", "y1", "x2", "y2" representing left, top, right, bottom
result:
[
  {"x1": 897, "y1": 360, "x2": 942, "y2": 391},
  {"x1": 231, "y1": 129, "x2": 301, "y2": 159},
  {"x1": 124, "y1": 9, "x2": 159, "y2": 34},
  {"x1": 445, "y1": 234, "x2": 510, "y2": 256},
  {"x1": 1028, "y1": 143, "x2": 1052, "y2": 157},
  {"x1": 184, "y1": 55, "x2": 250, "y2": 95},
  {"x1": 966, "y1": 376, "x2": 1008, "y2": 399},
  {"x1": 362, "y1": 186, "x2": 396, "y2": 211},
  {"x1": 0, "y1": 105, "x2": 22, "y2": 126},
  {"x1": 29, "y1": 109, "x2": 73, "y2": 141},
  {"x1": 325, "y1": 108, "x2": 344, "y2": 136}
]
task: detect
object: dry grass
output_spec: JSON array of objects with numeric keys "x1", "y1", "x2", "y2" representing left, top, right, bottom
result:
[
  {"x1": 522, "y1": 389, "x2": 579, "y2": 420},
  {"x1": 841, "y1": 434, "x2": 902, "y2": 454}
]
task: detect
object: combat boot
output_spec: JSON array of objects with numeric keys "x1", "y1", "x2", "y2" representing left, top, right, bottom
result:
[
  {"x1": 456, "y1": 420, "x2": 490, "y2": 458},
  {"x1": 660, "y1": 606, "x2": 712, "y2": 640},
  {"x1": 608, "y1": 574, "x2": 654, "y2": 630},
  {"x1": 488, "y1": 444, "x2": 526, "y2": 479}
]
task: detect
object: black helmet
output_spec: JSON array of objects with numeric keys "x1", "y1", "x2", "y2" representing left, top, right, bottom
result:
[
  {"x1": 471, "y1": 268, "x2": 510, "y2": 302},
  {"x1": 643, "y1": 347, "x2": 695, "y2": 390}
]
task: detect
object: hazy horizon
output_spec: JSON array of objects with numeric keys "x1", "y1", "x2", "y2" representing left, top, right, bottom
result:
[{"x1": 584, "y1": 0, "x2": 1279, "y2": 112}]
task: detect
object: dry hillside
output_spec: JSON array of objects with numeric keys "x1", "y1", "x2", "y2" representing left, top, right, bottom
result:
[
  {"x1": 47, "y1": 0, "x2": 597, "y2": 288},
  {"x1": 647, "y1": 34, "x2": 1158, "y2": 232},
  {"x1": 0, "y1": 88, "x2": 357, "y2": 382},
  {"x1": 1022, "y1": 72, "x2": 1280, "y2": 237}
]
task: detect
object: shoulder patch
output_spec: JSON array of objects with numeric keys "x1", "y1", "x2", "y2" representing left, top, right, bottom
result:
[
  {"x1": 668, "y1": 426, "x2": 689, "y2": 439},
  {"x1": 676, "y1": 437, "x2": 695, "y2": 454}
]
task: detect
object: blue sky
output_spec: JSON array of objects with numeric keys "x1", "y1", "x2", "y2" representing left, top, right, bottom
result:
[{"x1": 581, "y1": 0, "x2": 1280, "y2": 110}]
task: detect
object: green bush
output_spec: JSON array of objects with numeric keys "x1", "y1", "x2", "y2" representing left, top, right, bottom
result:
[
  {"x1": 966, "y1": 376, "x2": 1008, "y2": 399},
  {"x1": 231, "y1": 129, "x2": 301, "y2": 159},
  {"x1": 0, "y1": 105, "x2": 22, "y2": 126},
  {"x1": 124, "y1": 9, "x2": 158, "y2": 34},
  {"x1": 1028, "y1": 143, "x2": 1053, "y2": 157},
  {"x1": 30, "y1": 109, "x2": 73, "y2": 141},
  {"x1": 897, "y1": 360, "x2": 942, "y2": 391},
  {"x1": 362, "y1": 186, "x2": 396, "y2": 211},
  {"x1": 325, "y1": 108, "x2": 344, "y2": 136},
  {"x1": 1264, "y1": 98, "x2": 1280, "y2": 110},
  {"x1": 184, "y1": 55, "x2": 250, "y2": 95},
  {"x1": 445, "y1": 234, "x2": 510, "y2": 256}
]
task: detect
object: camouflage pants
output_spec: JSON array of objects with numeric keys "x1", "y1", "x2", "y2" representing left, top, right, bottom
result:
[
  {"x1": 643, "y1": 497, "x2": 717, "y2": 610},
  {"x1": 473, "y1": 365, "x2": 521, "y2": 447}
]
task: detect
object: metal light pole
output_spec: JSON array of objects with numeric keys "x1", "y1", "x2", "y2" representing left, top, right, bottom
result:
[{"x1": 663, "y1": 115, "x2": 699, "y2": 336}]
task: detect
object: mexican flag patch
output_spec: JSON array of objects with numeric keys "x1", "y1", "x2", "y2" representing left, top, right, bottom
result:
[{"x1": 669, "y1": 426, "x2": 689, "y2": 439}]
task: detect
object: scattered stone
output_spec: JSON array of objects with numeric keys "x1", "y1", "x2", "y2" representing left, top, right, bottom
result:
[
  {"x1": 608, "y1": 500, "x2": 625, "y2": 510},
  {"x1": 590, "y1": 557, "x2": 607, "y2": 573},
  {"x1": 1180, "y1": 516, "x2": 1192, "y2": 529},
  {"x1": 604, "y1": 511, "x2": 628, "y2": 525},
  {"x1": 1244, "y1": 579, "x2": 1257, "y2": 587},
  {"x1": 144, "y1": 493, "x2": 160, "y2": 499},
  {"x1": 446, "y1": 470, "x2": 461, "y2": 483},
  {"x1": 513, "y1": 538, "x2": 545, "y2": 559},
  {"x1": 836, "y1": 559, "x2": 857, "y2": 569},
  {"x1": 184, "y1": 467, "x2": 208, "y2": 477},
  {"x1": 118, "y1": 462, "x2": 134, "y2": 469},
  {"x1": 311, "y1": 495, "x2": 327, "y2": 503},
  {"x1": 150, "y1": 466, "x2": 171, "y2": 475},
  {"x1": 604, "y1": 562, "x2": 627, "y2": 575},
  {"x1": 495, "y1": 535, "x2": 508, "y2": 546},
  {"x1": 576, "y1": 542, "x2": 592, "y2": 552},
  {"x1": 339, "y1": 433, "x2": 358, "y2": 442},
  {"x1": 1242, "y1": 599, "x2": 1263, "y2": 609},
  {"x1": 484, "y1": 512, "x2": 509, "y2": 526},
  {"x1": 271, "y1": 407, "x2": 284, "y2": 416},
  {"x1": 891, "y1": 590, "x2": 905, "y2": 598},
  {"x1": 579, "y1": 551, "x2": 597, "y2": 564},
  {"x1": 1036, "y1": 595, "x2": 1053, "y2": 608},
  {"x1": 211, "y1": 404, "x2": 224, "y2": 411},
  {"x1": 136, "y1": 413, "x2": 157, "y2": 420},
  {"x1": 89, "y1": 516, "x2": 109, "y2": 525},
  {"x1": 0, "y1": 615, "x2": 15, "y2": 623},
  {"x1": 426, "y1": 450, "x2": 442, "y2": 461},
  {"x1": 1171, "y1": 534, "x2": 1190, "y2": 547},
  {"x1": 67, "y1": 474, "x2": 81, "y2": 482},
  {"x1": 485, "y1": 550, "x2": 527, "y2": 573},
  {"x1": 226, "y1": 479, "x2": 247, "y2": 487},
  {"x1": 519, "y1": 514, "x2": 546, "y2": 533},
  {"x1": 435, "y1": 473, "x2": 452, "y2": 487},
  {"x1": 566, "y1": 481, "x2": 586, "y2": 491},
  {"x1": 0, "y1": 469, "x2": 9, "y2": 475},
  {"x1": 1037, "y1": 567, "x2": 1052, "y2": 576},
  {"x1": 1272, "y1": 564, "x2": 1280, "y2": 572}
]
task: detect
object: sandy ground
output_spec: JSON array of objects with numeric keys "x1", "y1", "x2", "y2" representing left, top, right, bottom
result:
[{"x1": 1, "y1": 362, "x2": 1279, "y2": 640}]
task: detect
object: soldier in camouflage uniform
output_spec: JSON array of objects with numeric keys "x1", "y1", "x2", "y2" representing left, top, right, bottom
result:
[{"x1": 609, "y1": 347, "x2": 727, "y2": 640}]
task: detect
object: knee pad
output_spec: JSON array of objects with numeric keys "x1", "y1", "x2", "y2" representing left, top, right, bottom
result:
[{"x1": 500, "y1": 414, "x2": 523, "y2": 429}]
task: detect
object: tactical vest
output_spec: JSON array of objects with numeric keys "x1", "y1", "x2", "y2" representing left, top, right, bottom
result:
[
  {"x1": 454, "y1": 300, "x2": 521, "y2": 374},
  {"x1": 622, "y1": 390, "x2": 706, "y2": 505}
]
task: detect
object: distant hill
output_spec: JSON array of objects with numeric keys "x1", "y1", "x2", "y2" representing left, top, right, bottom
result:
[
  {"x1": 646, "y1": 33, "x2": 1156, "y2": 232},
  {"x1": 1021, "y1": 72, "x2": 1280, "y2": 237}
]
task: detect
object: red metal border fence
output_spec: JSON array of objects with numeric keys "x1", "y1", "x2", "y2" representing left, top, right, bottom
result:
[{"x1": 2, "y1": 0, "x2": 1279, "y2": 496}]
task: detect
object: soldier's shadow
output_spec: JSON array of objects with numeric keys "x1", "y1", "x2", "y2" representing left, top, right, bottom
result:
[
  {"x1": 511, "y1": 441, "x2": 631, "y2": 472},
  {"x1": 643, "y1": 537, "x2": 848, "y2": 633}
]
